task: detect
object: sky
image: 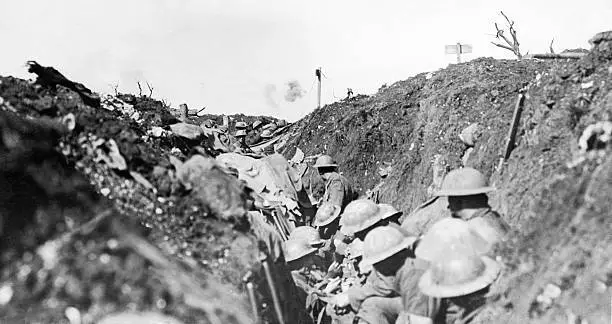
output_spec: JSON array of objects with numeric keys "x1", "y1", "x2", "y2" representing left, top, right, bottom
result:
[{"x1": 1, "y1": 0, "x2": 611, "y2": 121}]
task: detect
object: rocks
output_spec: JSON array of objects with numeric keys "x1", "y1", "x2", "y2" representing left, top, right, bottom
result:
[
  {"x1": 459, "y1": 123, "x2": 481, "y2": 147},
  {"x1": 169, "y1": 122, "x2": 203, "y2": 140},
  {"x1": 176, "y1": 155, "x2": 248, "y2": 221}
]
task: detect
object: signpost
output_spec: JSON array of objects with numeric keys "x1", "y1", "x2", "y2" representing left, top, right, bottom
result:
[{"x1": 445, "y1": 43, "x2": 472, "y2": 63}]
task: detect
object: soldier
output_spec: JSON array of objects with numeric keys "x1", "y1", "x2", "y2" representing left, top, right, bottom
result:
[
  {"x1": 234, "y1": 129, "x2": 253, "y2": 153},
  {"x1": 260, "y1": 130, "x2": 275, "y2": 155},
  {"x1": 340, "y1": 199, "x2": 403, "y2": 241},
  {"x1": 330, "y1": 225, "x2": 435, "y2": 324},
  {"x1": 247, "y1": 120, "x2": 264, "y2": 146},
  {"x1": 289, "y1": 226, "x2": 330, "y2": 268},
  {"x1": 414, "y1": 218, "x2": 491, "y2": 262},
  {"x1": 284, "y1": 239, "x2": 328, "y2": 323},
  {"x1": 435, "y1": 167, "x2": 510, "y2": 246},
  {"x1": 314, "y1": 155, "x2": 354, "y2": 212},
  {"x1": 312, "y1": 203, "x2": 343, "y2": 268},
  {"x1": 418, "y1": 243, "x2": 501, "y2": 323}
]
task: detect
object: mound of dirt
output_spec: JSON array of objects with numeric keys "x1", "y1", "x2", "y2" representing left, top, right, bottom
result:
[
  {"x1": 0, "y1": 72, "x2": 275, "y2": 322},
  {"x1": 284, "y1": 31, "x2": 612, "y2": 323}
]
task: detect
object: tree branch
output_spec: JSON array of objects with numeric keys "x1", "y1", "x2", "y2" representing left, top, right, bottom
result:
[{"x1": 146, "y1": 81, "x2": 154, "y2": 97}]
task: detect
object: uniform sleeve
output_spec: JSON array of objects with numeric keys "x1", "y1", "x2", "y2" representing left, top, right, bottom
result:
[
  {"x1": 347, "y1": 271, "x2": 396, "y2": 311},
  {"x1": 397, "y1": 266, "x2": 435, "y2": 318},
  {"x1": 323, "y1": 179, "x2": 345, "y2": 207}
]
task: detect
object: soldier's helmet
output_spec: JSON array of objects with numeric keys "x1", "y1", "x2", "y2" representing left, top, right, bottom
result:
[
  {"x1": 289, "y1": 226, "x2": 326, "y2": 247},
  {"x1": 340, "y1": 199, "x2": 385, "y2": 236},
  {"x1": 252, "y1": 120, "x2": 263, "y2": 129},
  {"x1": 284, "y1": 239, "x2": 318, "y2": 263},
  {"x1": 313, "y1": 155, "x2": 338, "y2": 169},
  {"x1": 378, "y1": 203, "x2": 403, "y2": 221},
  {"x1": 359, "y1": 225, "x2": 417, "y2": 268},
  {"x1": 260, "y1": 129, "x2": 273, "y2": 138},
  {"x1": 415, "y1": 218, "x2": 491, "y2": 262},
  {"x1": 313, "y1": 203, "x2": 341, "y2": 227},
  {"x1": 235, "y1": 129, "x2": 247, "y2": 137},
  {"x1": 235, "y1": 121, "x2": 247, "y2": 129},
  {"x1": 418, "y1": 246, "x2": 501, "y2": 298},
  {"x1": 435, "y1": 167, "x2": 495, "y2": 196}
]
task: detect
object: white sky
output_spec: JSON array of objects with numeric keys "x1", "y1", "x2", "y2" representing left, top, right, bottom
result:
[{"x1": 1, "y1": 0, "x2": 611, "y2": 121}]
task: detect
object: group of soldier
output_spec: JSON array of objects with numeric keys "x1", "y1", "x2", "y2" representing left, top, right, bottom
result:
[
  {"x1": 202, "y1": 119, "x2": 285, "y2": 155},
  {"x1": 282, "y1": 154, "x2": 511, "y2": 324}
]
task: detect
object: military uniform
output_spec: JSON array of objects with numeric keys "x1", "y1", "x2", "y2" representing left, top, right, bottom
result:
[
  {"x1": 347, "y1": 258, "x2": 435, "y2": 323},
  {"x1": 321, "y1": 172, "x2": 354, "y2": 211},
  {"x1": 460, "y1": 207, "x2": 509, "y2": 246}
]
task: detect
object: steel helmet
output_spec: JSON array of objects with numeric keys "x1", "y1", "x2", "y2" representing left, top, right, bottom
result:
[
  {"x1": 340, "y1": 199, "x2": 385, "y2": 236},
  {"x1": 235, "y1": 129, "x2": 247, "y2": 137},
  {"x1": 235, "y1": 121, "x2": 247, "y2": 129},
  {"x1": 435, "y1": 167, "x2": 495, "y2": 196},
  {"x1": 252, "y1": 120, "x2": 263, "y2": 129},
  {"x1": 378, "y1": 203, "x2": 403, "y2": 220},
  {"x1": 313, "y1": 203, "x2": 341, "y2": 227},
  {"x1": 262, "y1": 123, "x2": 273, "y2": 130},
  {"x1": 314, "y1": 155, "x2": 338, "y2": 169},
  {"x1": 359, "y1": 225, "x2": 417, "y2": 268},
  {"x1": 415, "y1": 218, "x2": 491, "y2": 262},
  {"x1": 284, "y1": 239, "x2": 318, "y2": 262},
  {"x1": 289, "y1": 226, "x2": 325, "y2": 247},
  {"x1": 260, "y1": 129, "x2": 273, "y2": 138},
  {"x1": 418, "y1": 248, "x2": 500, "y2": 298}
]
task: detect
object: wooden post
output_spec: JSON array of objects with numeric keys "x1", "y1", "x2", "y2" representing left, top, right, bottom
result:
[
  {"x1": 316, "y1": 67, "x2": 322, "y2": 109},
  {"x1": 456, "y1": 43, "x2": 462, "y2": 63},
  {"x1": 498, "y1": 90, "x2": 526, "y2": 170}
]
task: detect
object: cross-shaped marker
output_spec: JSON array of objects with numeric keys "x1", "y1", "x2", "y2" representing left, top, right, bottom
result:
[{"x1": 445, "y1": 43, "x2": 473, "y2": 63}]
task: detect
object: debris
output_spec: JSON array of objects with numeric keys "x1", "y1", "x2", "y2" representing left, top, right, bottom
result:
[
  {"x1": 169, "y1": 123, "x2": 203, "y2": 140},
  {"x1": 100, "y1": 188, "x2": 111, "y2": 196},
  {"x1": 578, "y1": 121, "x2": 612, "y2": 152},
  {"x1": 61, "y1": 113, "x2": 76, "y2": 132},
  {"x1": 97, "y1": 312, "x2": 185, "y2": 324},
  {"x1": 581, "y1": 81, "x2": 594, "y2": 89},
  {"x1": 26, "y1": 61, "x2": 100, "y2": 107},
  {"x1": 0, "y1": 284, "x2": 13, "y2": 306},
  {"x1": 459, "y1": 123, "x2": 481, "y2": 147},
  {"x1": 129, "y1": 171, "x2": 155, "y2": 191},
  {"x1": 150, "y1": 126, "x2": 166, "y2": 137},
  {"x1": 64, "y1": 306, "x2": 81, "y2": 324},
  {"x1": 94, "y1": 139, "x2": 127, "y2": 170}
]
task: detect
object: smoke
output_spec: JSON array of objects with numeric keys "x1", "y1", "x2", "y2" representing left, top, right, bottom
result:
[
  {"x1": 284, "y1": 80, "x2": 304, "y2": 102},
  {"x1": 263, "y1": 84, "x2": 279, "y2": 109}
]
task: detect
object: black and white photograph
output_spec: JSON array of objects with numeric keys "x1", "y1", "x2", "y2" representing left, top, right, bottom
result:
[{"x1": 0, "y1": 1, "x2": 611, "y2": 323}]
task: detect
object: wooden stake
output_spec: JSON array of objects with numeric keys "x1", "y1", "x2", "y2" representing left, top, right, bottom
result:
[
  {"x1": 500, "y1": 91, "x2": 526, "y2": 166},
  {"x1": 316, "y1": 67, "x2": 322, "y2": 109}
]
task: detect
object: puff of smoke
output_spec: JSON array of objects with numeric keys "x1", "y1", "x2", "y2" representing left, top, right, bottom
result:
[{"x1": 284, "y1": 80, "x2": 304, "y2": 102}]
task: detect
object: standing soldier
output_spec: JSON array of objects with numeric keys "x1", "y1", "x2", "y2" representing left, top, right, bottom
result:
[
  {"x1": 314, "y1": 155, "x2": 354, "y2": 212},
  {"x1": 435, "y1": 167, "x2": 510, "y2": 246}
]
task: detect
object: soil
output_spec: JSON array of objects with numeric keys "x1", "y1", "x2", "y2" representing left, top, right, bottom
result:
[
  {"x1": 283, "y1": 32, "x2": 612, "y2": 323},
  {"x1": 0, "y1": 77, "x2": 262, "y2": 323}
]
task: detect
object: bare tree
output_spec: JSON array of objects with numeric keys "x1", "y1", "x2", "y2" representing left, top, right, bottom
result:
[
  {"x1": 491, "y1": 11, "x2": 522, "y2": 59},
  {"x1": 146, "y1": 81, "x2": 154, "y2": 97},
  {"x1": 137, "y1": 81, "x2": 143, "y2": 97}
]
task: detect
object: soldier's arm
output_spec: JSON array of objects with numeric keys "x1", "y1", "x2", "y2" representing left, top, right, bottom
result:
[
  {"x1": 324, "y1": 179, "x2": 345, "y2": 207},
  {"x1": 346, "y1": 272, "x2": 395, "y2": 311}
]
